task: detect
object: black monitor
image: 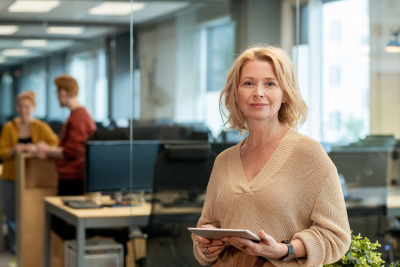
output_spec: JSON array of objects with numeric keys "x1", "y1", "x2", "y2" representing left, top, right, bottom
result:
[{"x1": 85, "y1": 141, "x2": 160, "y2": 193}]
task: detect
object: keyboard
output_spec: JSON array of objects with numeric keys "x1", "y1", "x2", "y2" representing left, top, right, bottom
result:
[{"x1": 63, "y1": 200, "x2": 101, "y2": 209}]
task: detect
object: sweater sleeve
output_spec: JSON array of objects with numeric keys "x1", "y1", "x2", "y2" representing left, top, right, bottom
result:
[
  {"x1": 37, "y1": 121, "x2": 59, "y2": 147},
  {"x1": 292, "y1": 165, "x2": 351, "y2": 266},
  {"x1": 192, "y1": 154, "x2": 223, "y2": 266},
  {"x1": 62, "y1": 119, "x2": 90, "y2": 160},
  {"x1": 0, "y1": 123, "x2": 14, "y2": 160}
]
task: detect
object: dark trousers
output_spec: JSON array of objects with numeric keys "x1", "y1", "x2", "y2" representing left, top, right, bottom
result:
[
  {"x1": 52, "y1": 179, "x2": 84, "y2": 240},
  {"x1": 58, "y1": 179, "x2": 84, "y2": 196},
  {"x1": 1, "y1": 180, "x2": 16, "y2": 253}
]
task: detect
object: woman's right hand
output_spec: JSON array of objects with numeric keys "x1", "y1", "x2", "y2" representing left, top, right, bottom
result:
[
  {"x1": 13, "y1": 143, "x2": 28, "y2": 155},
  {"x1": 195, "y1": 224, "x2": 227, "y2": 258}
]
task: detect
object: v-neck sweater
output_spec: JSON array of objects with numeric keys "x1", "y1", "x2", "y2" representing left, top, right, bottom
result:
[{"x1": 193, "y1": 128, "x2": 351, "y2": 266}]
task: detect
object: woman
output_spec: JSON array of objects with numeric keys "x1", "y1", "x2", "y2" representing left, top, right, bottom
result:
[
  {"x1": 0, "y1": 90, "x2": 59, "y2": 252},
  {"x1": 192, "y1": 46, "x2": 351, "y2": 266}
]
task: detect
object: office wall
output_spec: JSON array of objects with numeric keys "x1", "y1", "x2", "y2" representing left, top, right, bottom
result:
[
  {"x1": 136, "y1": 0, "x2": 282, "y2": 123},
  {"x1": 47, "y1": 53, "x2": 67, "y2": 121},
  {"x1": 137, "y1": 4, "x2": 230, "y2": 123},
  {"x1": 137, "y1": 19, "x2": 177, "y2": 120},
  {"x1": 370, "y1": 0, "x2": 400, "y2": 138}
]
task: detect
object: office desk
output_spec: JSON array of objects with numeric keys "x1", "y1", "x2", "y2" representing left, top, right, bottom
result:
[
  {"x1": 387, "y1": 187, "x2": 400, "y2": 218},
  {"x1": 44, "y1": 196, "x2": 151, "y2": 267},
  {"x1": 348, "y1": 186, "x2": 400, "y2": 218},
  {"x1": 346, "y1": 187, "x2": 387, "y2": 217}
]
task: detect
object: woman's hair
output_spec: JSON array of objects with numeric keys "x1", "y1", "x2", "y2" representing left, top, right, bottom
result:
[
  {"x1": 54, "y1": 74, "x2": 79, "y2": 97},
  {"x1": 219, "y1": 46, "x2": 308, "y2": 132},
  {"x1": 16, "y1": 90, "x2": 36, "y2": 107}
]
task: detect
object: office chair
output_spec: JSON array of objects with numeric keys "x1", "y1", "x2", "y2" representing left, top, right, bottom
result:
[
  {"x1": 143, "y1": 143, "x2": 217, "y2": 266},
  {"x1": 385, "y1": 217, "x2": 400, "y2": 262}
]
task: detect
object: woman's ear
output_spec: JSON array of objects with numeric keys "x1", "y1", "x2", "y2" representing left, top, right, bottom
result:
[{"x1": 282, "y1": 92, "x2": 288, "y2": 103}]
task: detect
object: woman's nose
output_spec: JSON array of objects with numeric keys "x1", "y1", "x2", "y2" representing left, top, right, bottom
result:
[{"x1": 253, "y1": 84, "x2": 264, "y2": 98}]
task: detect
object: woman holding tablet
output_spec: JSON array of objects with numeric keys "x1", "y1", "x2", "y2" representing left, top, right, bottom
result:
[{"x1": 192, "y1": 46, "x2": 351, "y2": 266}]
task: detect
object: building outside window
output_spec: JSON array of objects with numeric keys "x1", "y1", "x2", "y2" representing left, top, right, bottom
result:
[{"x1": 296, "y1": 0, "x2": 369, "y2": 144}]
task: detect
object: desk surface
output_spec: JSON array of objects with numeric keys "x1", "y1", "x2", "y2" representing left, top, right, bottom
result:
[{"x1": 44, "y1": 196, "x2": 151, "y2": 218}]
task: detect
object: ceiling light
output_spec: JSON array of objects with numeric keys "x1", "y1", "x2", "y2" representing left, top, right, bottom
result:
[
  {"x1": 89, "y1": 2, "x2": 145, "y2": 16},
  {"x1": 0, "y1": 25, "x2": 19, "y2": 35},
  {"x1": 0, "y1": 57, "x2": 6, "y2": 63},
  {"x1": 385, "y1": 29, "x2": 400, "y2": 53},
  {"x1": 8, "y1": 0, "x2": 60, "y2": 13},
  {"x1": 2, "y1": 49, "x2": 29, "y2": 57},
  {"x1": 22, "y1": 39, "x2": 48, "y2": 47},
  {"x1": 47, "y1": 26, "x2": 83, "y2": 35}
]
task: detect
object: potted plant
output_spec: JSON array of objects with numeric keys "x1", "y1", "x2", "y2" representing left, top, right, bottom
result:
[{"x1": 323, "y1": 232, "x2": 385, "y2": 266}]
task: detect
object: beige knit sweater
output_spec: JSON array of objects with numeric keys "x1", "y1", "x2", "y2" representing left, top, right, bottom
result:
[{"x1": 193, "y1": 128, "x2": 351, "y2": 266}]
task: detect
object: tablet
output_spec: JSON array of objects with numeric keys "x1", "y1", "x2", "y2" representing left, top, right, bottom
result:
[{"x1": 187, "y1": 227, "x2": 261, "y2": 242}]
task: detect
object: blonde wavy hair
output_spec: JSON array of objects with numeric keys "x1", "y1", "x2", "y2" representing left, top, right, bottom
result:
[{"x1": 219, "y1": 46, "x2": 308, "y2": 132}]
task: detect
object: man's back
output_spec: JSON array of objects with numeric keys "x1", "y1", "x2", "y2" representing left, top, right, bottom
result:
[{"x1": 57, "y1": 107, "x2": 96, "y2": 181}]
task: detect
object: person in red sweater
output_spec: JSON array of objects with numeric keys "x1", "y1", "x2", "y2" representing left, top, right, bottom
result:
[{"x1": 36, "y1": 74, "x2": 96, "y2": 196}]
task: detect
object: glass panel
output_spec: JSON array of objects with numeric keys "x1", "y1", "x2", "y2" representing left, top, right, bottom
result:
[{"x1": 321, "y1": 0, "x2": 370, "y2": 143}]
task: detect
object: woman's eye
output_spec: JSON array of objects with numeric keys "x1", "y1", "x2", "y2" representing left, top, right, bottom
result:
[
  {"x1": 266, "y1": 82, "x2": 276, "y2": 87},
  {"x1": 243, "y1": 81, "x2": 252, "y2": 86}
]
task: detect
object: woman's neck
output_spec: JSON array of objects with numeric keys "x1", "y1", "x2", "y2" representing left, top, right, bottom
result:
[
  {"x1": 19, "y1": 117, "x2": 33, "y2": 126},
  {"x1": 245, "y1": 120, "x2": 287, "y2": 149}
]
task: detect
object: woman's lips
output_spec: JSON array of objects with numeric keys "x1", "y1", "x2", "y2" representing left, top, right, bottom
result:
[{"x1": 250, "y1": 103, "x2": 268, "y2": 108}]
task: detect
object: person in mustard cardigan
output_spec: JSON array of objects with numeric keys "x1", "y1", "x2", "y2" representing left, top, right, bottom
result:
[
  {"x1": 192, "y1": 46, "x2": 351, "y2": 266},
  {"x1": 0, "y1": 90, "x2": 58, "y2": 253}
]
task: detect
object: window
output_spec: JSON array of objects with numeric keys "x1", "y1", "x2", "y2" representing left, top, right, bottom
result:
[
  {"x1": 201, "y1": 19, "x2": 235, "y2": 138},
  {"x1": 205, "y1": 22, "x2": 235, "y2": 92},
  {"x1": 1, "y1": 72, "x2": 13, "y2": 120},
  {"x1": 330, "y1": 21, "x2": 342, "y2": 43},
  {"x1": 329, "y1": 66, "x2": 341, "y2": 85},
  {"x1": 68, "y1": 48, "x2": 108, "y2": 122},
  {"x1": 295, "y1": 0, "x2": 369, "y2": 143}
]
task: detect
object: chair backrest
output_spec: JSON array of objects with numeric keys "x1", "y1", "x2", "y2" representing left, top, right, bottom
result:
[
  {"x1": 153, "y1": 143, "x2": 217, "y2": 196},
  {"x1": 149, "y1": 143, "x2": 217, "y2": 228}
]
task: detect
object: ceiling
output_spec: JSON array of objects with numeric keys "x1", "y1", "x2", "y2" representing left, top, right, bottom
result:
[{"x1": 0, "y1": 0, "x2": 192, "y2": 67}]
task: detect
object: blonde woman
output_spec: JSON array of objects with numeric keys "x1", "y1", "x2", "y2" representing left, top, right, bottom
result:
[
  {"x1": 0, "y1": 91, "x2": 58, "y2": 252},
  {"x1": 192, "y1": 46, "x2": 350, "y2": 266}
]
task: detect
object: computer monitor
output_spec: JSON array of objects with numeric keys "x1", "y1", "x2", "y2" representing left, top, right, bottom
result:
[{"x1": 85, "y1": 141, "x2": 160, "y2": 194}]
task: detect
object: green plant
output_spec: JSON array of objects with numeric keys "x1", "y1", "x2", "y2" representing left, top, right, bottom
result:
[
  {"x1": 323, "y1": 232, "x2": 385, "y2": 267},
  {"x1": 389, "y1": 262, "x2": 400, "y2": 267}
]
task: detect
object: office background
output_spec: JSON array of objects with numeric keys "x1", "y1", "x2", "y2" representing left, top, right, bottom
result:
[{"x1": 1, "y1": 0, "x2": 400, "y2": 265}]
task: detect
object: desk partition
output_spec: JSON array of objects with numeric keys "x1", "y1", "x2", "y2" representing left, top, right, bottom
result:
[{"x1": 16, "y1": 153, "x2": 58, "y2": 267}]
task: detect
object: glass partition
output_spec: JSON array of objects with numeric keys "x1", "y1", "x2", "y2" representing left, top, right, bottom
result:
[{"x1": 2, "y1": 0, "x2": 400, "y2": 265}]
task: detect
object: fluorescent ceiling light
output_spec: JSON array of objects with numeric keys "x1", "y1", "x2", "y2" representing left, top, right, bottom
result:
[
  {"x1": 2, "y1": 49, "x2": 29, "y2": 57},
  {"x1": 22, "y1": 39, "x2": 48, "y2": 47},
  {"x1": 89, "y1": 2, "x2": 145, "y2": 16},
  {"x1": 47, "y1": 26, "x2": 83, "y2": 35},
  {"x1": 0, "y1": 25, "x2": 19, "y2": 35},
  {"x1": 8, "y1": 0, "x2": 60, "y2": 13},
  {"x1": 0, "y1": 57, "x2": 6, "y2": 63}
]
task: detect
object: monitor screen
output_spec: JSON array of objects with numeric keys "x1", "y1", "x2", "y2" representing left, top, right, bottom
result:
[{"x1": 85, "y1": 141, "x2": 160, "y2": 193}]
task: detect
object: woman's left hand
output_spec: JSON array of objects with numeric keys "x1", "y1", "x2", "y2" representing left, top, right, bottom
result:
[{"x1": 222, "y1": 230, "x2": 287, "y2": 259}]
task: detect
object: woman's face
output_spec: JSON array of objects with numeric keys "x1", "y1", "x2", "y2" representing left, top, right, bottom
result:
[
  {"x1": 237, "y1": 59, "x2": 285, "y2": 124},
  {"x1": 17, "y1": 98, "x2": 35, "y2": 120}
]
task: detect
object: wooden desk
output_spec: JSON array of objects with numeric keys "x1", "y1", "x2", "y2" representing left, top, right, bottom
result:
[{"x1": 44, "y1": 196, "x2": 151, "y2": 267}]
